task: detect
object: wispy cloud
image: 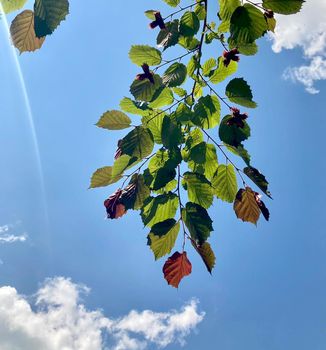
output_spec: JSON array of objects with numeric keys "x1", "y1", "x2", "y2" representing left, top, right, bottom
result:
[
  {"x1": 0, "y1": 224, "x2": 28, "y2": 244},
  {"x1": 269, "y1": 1, "x2": 326, "y2": 93},
  {"x1": 0, "y1": 277, "x2": 205, "y2": 350}
]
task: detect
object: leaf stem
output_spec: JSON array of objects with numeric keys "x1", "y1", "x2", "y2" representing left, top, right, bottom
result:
[
  {"x1": 199, "y1": 73, "x2": 232, "y2": 109},
  {"x1": 153, "y1": 49, "x2": 197, "y2": 72},
  {"x1": 121, "y1": 154, "x2": 154, "y2": 187},
  {"x1": 163, "y1": 1, "x2": 205, "y2": 21},
  {"x1": 201, "y1": 128, "x2": 247, "y2": 186},
  {"x1": 191, "y1": 0, "x2": 208, "y2": 100}
]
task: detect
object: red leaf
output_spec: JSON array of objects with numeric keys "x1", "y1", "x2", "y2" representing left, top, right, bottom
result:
[
  {"x1": 163, "y1": 251, "x2": 192, "y2": 288},
  {"x1": 104, "y1": 189, "x2": 127, "y2": 219}
]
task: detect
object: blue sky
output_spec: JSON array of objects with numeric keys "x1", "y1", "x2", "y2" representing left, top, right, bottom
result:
[{"x1": 0, "y1": 0, "x2": 325, "y2": 349}]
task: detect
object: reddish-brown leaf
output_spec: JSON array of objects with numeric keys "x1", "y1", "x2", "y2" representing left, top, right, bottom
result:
[
  {"x1": 104, "y1": 189, "x2": 127, "y2": 219},
  {"x1": 163, "y1": 251, "x2": 192, "y2": 288}
]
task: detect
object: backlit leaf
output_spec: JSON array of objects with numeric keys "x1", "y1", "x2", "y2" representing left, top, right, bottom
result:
[
  {"x1": 163, "y1": 0, "x2": 180, "y2": 7},
  {"x1": 96, "y1": 110, "x2": 131, "y2": 130},
  {"x1": 141, "y1": 193, "x2": 179, "y2": 227},
  {"x1": 148, "y1": 219, "x2": 180, "y2": 260},
  {"x1": 188, "y1": 142, "x2": 218, "y2": 180},
  {"x1": 129, "y1": 45, "x2": 162, "y2": 66},
  {"x1": 162, "y1": 63, "x2": 187, "y2": 87},
  {"x1": 230, "y1": 4, "x2": 268, "y2": 44},
  {"x1": 121, "y1": 174, "x2": 150, "y2": 210},
  {"x1": 193, "y1": 95, "x2": 221, "y2": 129},
  {"x1": 226, "y1": 78, "x2": 257, "y2": 108},
  {"x1": 120, "y1": 98, "x2": 150, "y2": 116},
  {"x1": 130, "y1": 74, "x2": 162, "y2": 102},
  {"x1": 210, "y1": 57, "x2": 237, "y2": 84},
  {"x1": 262, "y1": 0, "x2": 304, "y2": 14},
  {"x1": 183, "y1": 172, "x2": 214, "y2": 209},
  {"x1": 149, "y1": 87, "x2": 174, "y2": 109},
  {"x1": 163, "y1": 251, "x2": 192, "y2": 288},
  {"x1": 90, "y1": 166, "x2": 122, "y2": 189},
  {"x1": 10, "y1": 10, "x2": 45, "y2": 53},
  {"x1": 192, "y1": 241, "x2": 216, "y2": 274},
  {"x1": 182, "y1": 202, "x2": 213, "y2": 244},
  {"x1": 212, "y1": 164, "x2": 238, "y2": 202},
  {"x1": 0, "y1": 0, "x2": 27, "y2": 13},
  {"x1": 233, "y1": 187, "x2": 260, "y2": 224},
  {"x1": 179, "y1": 11, "x2": 200, "y2": 37},
  {"x1": 119, "y1": 126, "x2": 154, "y2": 159}
]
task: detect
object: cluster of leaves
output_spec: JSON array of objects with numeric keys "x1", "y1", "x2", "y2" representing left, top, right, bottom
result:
[
  {"x1": 91, "y1": 0, "x2": 304, "y2": 288},
  {"x1": 0, "y1": 0, "x2": 69, "y2": 53}
]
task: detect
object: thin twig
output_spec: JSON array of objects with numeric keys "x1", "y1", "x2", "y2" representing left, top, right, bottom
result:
[
  {"x1": 191, "y1": 0, "x2": 208, "y2": 100},
  {"x1": 163, "y1": 1, "x2": 205, "y2": 21},
  {"x1": 201, "y1": 129, "x2": 247, "y2": 186}
]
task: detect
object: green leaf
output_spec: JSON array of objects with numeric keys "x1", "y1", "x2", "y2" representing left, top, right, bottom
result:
[
  {"x1": 120, "y1": 98, "x2": 150, "y2": 116},
  {"x1": 163, "y1": 0, "x2": 180, "y2": 7},
  {"x1": 179, "y1": 35, "x2": 200, "y2": 50},
  {"x1": 162, "y1": 63, "x2": 187, "y2": 87},
  {"x1": 157, "y1": 20, "x2": 179, "y2": 50},
  {"x1": 90, "y1": 166, "x2": 122, "y2": 189},
  {"x1": 202, "y1": 58, "x2": 217, "y2": 76},
  {"x1": 234, "y1": 187, "x2": 260, "y2": 224},
  {"x1": 174, "y1": 103, "x2": 193, "y2": 124},
  {"x1": 34, "y1": 0, "x2": 69, "y2": 37},
  {"x1": 96, "y1": 110, "x2": 132, "y2": 130},
  {"x1": 225, "y1": 78, "x2": 257, "y2": 108},
  {"x1": 0, "y1": 0, "x2": 27, "y2": 13},
  {"x1": 10, "y1": 10, "x2": 45, "y2": 53},
  {"x1": 121, "y1": 174, "x2": 150, "y2": 210},
  {"x1": 141, "y1": 193, "x2": 179, "y2": 227},
  {"x1": 195, "y1": 3, "x2": 206, "y2": 20},
  {"x1": 179, "y1": 11, "x2": 200, "y2": 37},
  {"x1": 244, "y1": 166, "x2": 272, "y2": 198},
  {"x1": 183, "y1": 172, "x2": 214, "y2": 209},
  {"x1": 154, "y1": 179, "x2": 178, "y2": 194},
  {"x1": 119, "y1": 126, "x2": 154, "y2": 159},
  {"x1": 129, "y1": 45, "x2": 162, "y2": 66},
  {"x1": 112, "y1": 155, "x2": 138, "y2": 177},
  {"x1": 219, "y1": 115, "x2": 251, "y2": 146},
  {"x1": 212, "y1": 164, "x2": 238, "y2": 202},
  {"x1": 262, "y1": 0, "x2": 304, "y2": 14},
  {"x1": 148, "y1": 219, "x2": 180, "y2": 260},
  {"x1": 191, "y1": 241, "x2": 216, "y2": 274},
  {"x1": 151, "y1": 166, "x2": 177, "y2": 191},
  {"x1": 144, "y1": 10, "x2": 156, "y2": 20},
  {"x1": 266, "y1": 16, "x2": 276, "y2": 32},
  {"x1": 188, "y1": 142, "x2": 218, "y2": 180},
  {"x1": 182, "y1": 202, "x2": 213, "y2": 244},
  {"x1": 161, "y1": 116, "x2": 183, "y2": 149},
  {"x1": 228, "y1": 38, "x2": 258, "y2": 56},
  {"x1": 193, "y1": 95, "x2": 221, "y2": 129},
  {"x1": 230, "y1": 4, "x2": 268, "y2": 44},
  {"x1": 142, "y1": 112, "x2": 165, "y2": 144},
  {"x1": 130, "y1": 74, "x2": 162, "y2": 102},
  {"x1": 210, "y1": 57, "x2": 238, "y2": 84},
  {"x1": 187, "y1": 56, "x2": 199, "y2": 77},
  {"x1": 218, "y1": 0, "x2": 241, "y2": 21},
  {"x1": 173, "y1": 87, "x2": 187, "y2": 97},
  {"x1": 149, "y1": 87, "x2": 174, "y2": 109}
]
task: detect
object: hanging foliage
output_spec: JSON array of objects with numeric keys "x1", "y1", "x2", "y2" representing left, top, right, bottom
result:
[{"x1": 91, "y1": 0, "x2": 304, "y2": 288}]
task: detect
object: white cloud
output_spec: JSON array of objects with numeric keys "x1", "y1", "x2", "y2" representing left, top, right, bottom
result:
[
  {"x1": 0, "y1": 277, "x2": 205, "y2": 350},
  {"x1": 0, "y1": 224, "x2": 28, "y2": 244},
  {"x1": 270, "y1": 1, "x2": 326, "y2": 93}
]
